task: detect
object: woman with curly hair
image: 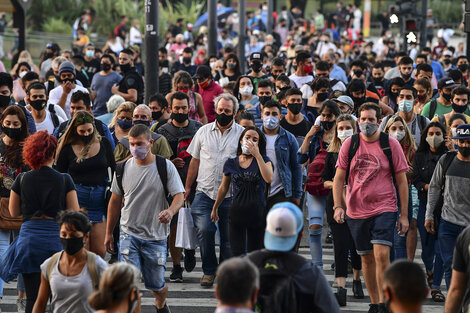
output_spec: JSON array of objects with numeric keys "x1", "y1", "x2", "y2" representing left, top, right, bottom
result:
[
  {"x1": 56, "y1": 110, "x2": 116, "y2": 258},
  {"x1": 0, "y1": 130, "x2": 79, "y2": 313}
]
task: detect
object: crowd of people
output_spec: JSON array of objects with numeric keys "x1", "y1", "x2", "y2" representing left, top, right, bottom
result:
[{"x1": 0, "y1": 2, "x2": 467, "y2": 313}]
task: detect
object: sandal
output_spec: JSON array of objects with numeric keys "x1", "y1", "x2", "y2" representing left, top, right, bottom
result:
[
  {"x1": 431, "y1": 289, "x2": 445, "y2": 302},
  {"x1": 426, "y1": 271, "x2": 434, "y2": 287}
]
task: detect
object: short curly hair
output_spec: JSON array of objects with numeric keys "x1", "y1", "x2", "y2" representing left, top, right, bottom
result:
[{"x1": 23, "y1": 130, "x2": 57, "y2": 170}]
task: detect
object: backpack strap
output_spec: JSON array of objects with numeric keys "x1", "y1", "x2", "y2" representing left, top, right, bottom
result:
[
  {"x1": 156, "y1": 155, "x2": 169, "y2": 198},
  {"x1": 417, "y1": 114, "x2": 427, "y2": 132},
  {"x1": 118, "y1": 137, "x2": 130, "y2": 150},
  {"x1": 441, "y1": 151, "x2": 457, "y2": 186},
  {"x1": 428, "y1": 99, "x2": 438, "y2": 119},
  {"x1": 48, "y1": 104, "x2": 60, "y2": 128},
  {"x1": 438, "y1": 115, "x2": 447, "y2": 130},
  {"x1": 46, "y1": 252, "x2": 62, "y2": 283},
  {"x1": 86, "y1": 251, "x2": 99, "y2": 290},
  {"x1": 379, "y1": 132, "x2": 396, "y2": 186},
  {"x1": 345, "y1": 133, "x2": 360, "y2": 182},
  {"x1": 115, "y1": 159, "x2": 128, "y2": 195}
]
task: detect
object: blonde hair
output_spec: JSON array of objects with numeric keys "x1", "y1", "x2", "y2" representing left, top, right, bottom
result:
[
  {"x1": 18, "y1": 50, "x2": 33, "y2": 64},
  {"x1": 384, "y1": 115, "x2": 416, "y2": 164},
  {"x1": 109, "y1": 101, "x2": 136, "y2": 128},
  {"x1": 56, "y1": 110, "x2": 101, "y2": 163},
  {"x1": 328, "y1": 114, "x2": 357, "y2": 153}
]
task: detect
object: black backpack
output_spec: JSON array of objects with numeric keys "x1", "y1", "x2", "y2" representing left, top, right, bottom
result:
[
  {"x1": 248, "y1": 250, "x2": 306, "y2": 313},
  {"x1": 48, "y1": 104, "x2": 60, "y2": 128},
  {"x1": 427, "y1": 98, "x2": 438, "y2": 120}
]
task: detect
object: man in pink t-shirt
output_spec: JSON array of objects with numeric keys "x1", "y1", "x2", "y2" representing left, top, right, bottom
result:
[{"x1": 332, "y1": 102, "x2": 409, "y2": 313}]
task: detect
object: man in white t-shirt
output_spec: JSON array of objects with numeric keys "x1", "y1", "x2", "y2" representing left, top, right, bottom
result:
[
  {"x1": 48, "y1": 61, "x2": 89, "y2": 119},
  {"x1": 26, "y1": 82, "x2": 64, "y2": 134},
  {"x1": 289, "y1": 51, "x2": 314, "y2": 89}
]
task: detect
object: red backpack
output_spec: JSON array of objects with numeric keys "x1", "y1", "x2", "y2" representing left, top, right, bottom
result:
[{"x1": 305, "y1": 140, "x2": 329, "y2": 196}]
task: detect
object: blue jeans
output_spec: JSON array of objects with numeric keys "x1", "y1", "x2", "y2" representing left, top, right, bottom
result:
[
  {"x1": 438, "y1": 219, "x2": 465, "y2": 289},
  {"x1": 119, "y1": 231, "x2": 167, "y2": 291},
  {"x1": 75, "y1": 184, "x2": 106, "y2": 223},
  {"x1": 417, "y1": 200, "x2": 444, "y2": 290},
  {"x1": 0, "y1": 229, "x2": 24, "y2": 297},
  {"x1": 393, "y1": 187, "x2": 413, "y2": 260},
  {"x1": 191, "y1": 192, "x2": 231, "y2": 275},
  {"x1": 306, "y1": 193, "x2": 326, "y2": 268}
]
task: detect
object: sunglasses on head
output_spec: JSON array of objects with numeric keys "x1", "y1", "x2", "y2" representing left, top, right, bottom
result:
[{"x1": 75, "y1": 115, "x2": 93, "y2": 124}]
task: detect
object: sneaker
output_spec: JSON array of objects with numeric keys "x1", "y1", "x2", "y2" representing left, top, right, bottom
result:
[
  {"x1": 368, "y1": 304, "x2": 379, "y2": 313},
  {"x1": 335, "y1": 287, "x2": 347, "y2": 306},
  {"x1": 17, "y1": 298, "x2": 26, "y2": 313},
  {"x1": 378, "y1": 303, "x2": 390, "y2": 313},
  {"x1": 156, "y1": 303, "x2": 172, "y2": 313},
  {"x1": 352, "y1": 279, "x2": 364, "y2": 299},
  {"x1": 325, "y1": 231, "x2": 333, "y2": 244},
  {"x1": 169, "y1": 265, "x2": 183, "y2": 282},
  {"x1": 200, "y1": 274, "x2": 215, "y2": 287},
  {"x1": 184, "y1": 249, "x2": 196, "y2": 272},
  {"x1": 108, "y1": 253, "x2": 118, "y2": 264}
]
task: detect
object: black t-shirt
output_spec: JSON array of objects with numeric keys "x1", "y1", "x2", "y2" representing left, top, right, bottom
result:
[
  {"x1": 12, "y1": 166, "x2": 75, "y2": 221},
  {"x1": 56, "y1": 138, "x2": 115, "y2": 186},
  {"x1": 0, "y1": 139, "x2": 29, "y2": 198},
  {"x1": 83, "y1": 58, "x2": 100, "y2": 80},
  {"x1": 453, "y1": 226, "x2": 470, "y2": 312},
  {"x1": 118, "y1": 68, "x2": 144, "y2": 104},
  {"x1": 280, "y1": 118, "x2": 312, "y2": 138}
]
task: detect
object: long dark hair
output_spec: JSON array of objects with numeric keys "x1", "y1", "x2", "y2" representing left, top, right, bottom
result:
[
  {"x1": 236, "y1": 126, "x2": 266, "y2": 156},
  {"x1": 233, "y1": 75, "x2": 255, "y2": 101},
  {"x1": 223, "y1": 53, "x2": 242, "y2": 78},
  {"x1": 417, "y1": 121, "x2": 448, "y2": 153},
  {"x1": 0, "y1": 105, "x2": 29, "y2": 168}
]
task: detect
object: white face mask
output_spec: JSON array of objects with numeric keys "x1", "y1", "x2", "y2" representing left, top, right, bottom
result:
[
  {"x1": 241, "y1": 139, "x2": 252, "y2": 155},
  {"x1": 389, "y1": 130, "x2": 406, "y2": 142},
  {"x1": 240, "y1": 86, "x2": 253, "y2": 96},
  {"x1": 337, "y1": 129, "x2": 354, "y2": 142}
]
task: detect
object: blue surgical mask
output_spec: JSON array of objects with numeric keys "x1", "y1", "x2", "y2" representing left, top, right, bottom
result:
[
  {"x1": 117, "y1": 118, "x2": 133, "y2": 130},
  {"x1": 85, "y1": 50, "x2": 95, "y2": 58},
  {"x1": 398, "y1": 100, "x2": 414, "y2": 113},
  {"x1": 263, "y1": 116, "x2": 279, "y2": 130}
]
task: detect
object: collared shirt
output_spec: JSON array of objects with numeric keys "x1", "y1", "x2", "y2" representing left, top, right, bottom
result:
[
  {"x1": 187, "y1": 121, "x2": 244, "y2": 200},
  {"x1": 215, "y1": 308, "x2": 255, "y2": 313}
]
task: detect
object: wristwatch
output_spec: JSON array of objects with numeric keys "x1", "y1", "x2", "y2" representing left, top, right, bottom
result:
[{"x1": 333, "y1": 205, "x2": 343, "y2": 210}]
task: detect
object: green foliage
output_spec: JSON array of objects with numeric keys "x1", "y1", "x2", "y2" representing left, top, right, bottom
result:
[
  {"x1": 92, "y1": 0, "x2": 137, "y2": 36},
  {"x1": 42, "y1": 18, "x2": 74, "y2": 34},
  {"x1": 27, "y1": 0, "x2": 89, "y2": 31},
  {"x1": 428, "y1": 0, "x2": 462, "y2": 24},
  {"x1": 159, "y1": 0, "x2": 205, "y2": 35}
]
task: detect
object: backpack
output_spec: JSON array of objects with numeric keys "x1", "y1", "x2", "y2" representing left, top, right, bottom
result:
[
  {"x1": 428, "y1": 98, "x2": 438, "y2": 120},
  {"x1": 47, "y1": 251, "x2": 99, "y2": 290},
  {"x1": 305, "y1": 139, "x2": 329, "y2": 196},
  {"x1": 346, "y1": 132, "x2": 396, "y2": 185},
  {"x1": 248, "y1": 250, "x2": 306, "y2": 313},
  {"x1": 437, "y1": 115, "x2": 447, "y2": 129},
  {"x1": 432, "y1": 151, "x2": 457, "y2": 235},
  {"x1": 48, "y1": 104, "x2": 60, "y2": 128},
  {"x1": 115, "y1": 155, "x2": 170, "y2": 203}
]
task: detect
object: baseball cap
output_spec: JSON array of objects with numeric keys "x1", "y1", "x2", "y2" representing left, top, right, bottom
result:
[
  {"x1": 443, "y1": 50, "x2": 453, "y2": 57},
  {"x1": 335, "y1": 95, "x2": 354, "y2": 109},
  {"x1": 264, "y1": 202, "x2": 303, "y2": 252},
  {"x1": 451, "y1": 124, "x2": 470, "y2": 140},
  {"x1": 59, "y1": 61, "x2": 76, "y2": 76},
  {"x1": 193, "y1": 65, "x2": 211, "y2": 80},
  {"x1": 85, "y1": 42, "x2": 95, "y2": 48},
  {"x1": 294, "y1": 45, "x2": 304, "y2": 52},
  {"x1": 250, "y1": 52, "x2": 262, "y2": 62},
  {"x1": 438, "y1": 77, "x2": 459, "y2": 90}
]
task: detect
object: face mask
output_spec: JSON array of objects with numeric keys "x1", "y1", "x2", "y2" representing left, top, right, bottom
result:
[
  {"x1": 215, "y1": 112, "x2": 233, "y2": 127},
  {"x1": 101, "y1": 63, "x2": 111, "y2": 72},
  {"x1": 351, "y1": 96, "x2": 365, "y2": 107},
  {"x1": 183, "y1": 57, "x2": 192, "y2": 64},
  {"x1": 417, "y1": 94, "x2": 427, "y2": 102},
  {"x1": 458, "y1": 146, "x2": 470, "y2": 157},
  {"x1": 171, "y1": 112, "x2": 188, "y2": 123},
  {"x1": 178, "y1": 87, "x2": 189, "y2": 94},
  {"x1": 116, "y1": 119, "x2": 132, "y2": 131},
  {"x1": 292, "y1": 65, "x2": 298, "y2": 71},
  {"x1": 2, "y1": 126, "x2": 22, "y2": 140},
  {"x1": 263, "y1": 116, "x2": 279, "y2": 130},
  {"x1": 78, "y1": 132, "x2": 94, "y2": 144},
  {"x1": 133, "y1": 120, "x2": 150, "y2": 127},
  {"x1": 227, "y1": 63, "x2": 237, "y2": 70},
  {"x1": 30, "y1": 99, "x2": 46, "y2": 111},
  {"x1": 389, "y1": 130, "x2": 406, "y2": 141},
  {"x1": 442, "y1": 93, "x2": 452, "y2": 102},
  {"x1": 241, "y1": 139, "x2": 251, "y2": 155},
  {"x1": 458, "y1": 64, "x2": 469, "y2": 72},
  {"x1": 451, "y1": 127, "x2": 458, "y2": 137},
  {"x1": 120, "y1": 63, "x2": 132, "y2": 73},
  {"x1": 152, "y1": 111, "x2": 163, "y2": 121},
  {"x1": 61, "y1": 78, "x2": 75, "y2": 84},
  {"x1": 321, "y1": 120, "x2": 336, "y2": 131},
  {"x1": 19, "y1": 71, "x2": 28, "y2": 78},
  {"x1": 210, "y1": 62, "x2": 216, "y2": 69},
  {"x1": 259, "y1": 96, "x2": 271, "y2": 105},
  {"x1": 0, "y1": 95, "x2": 10, "y2": 107},
  {"x1": 287, "y1": 103, "x2": 302, "y2": 115},
  {"x1": 317, "y1": 92, "x2": 328, "y2": 102},
  {"x1": 398, "y1": 100, "x2": 414, "y2": 113},
  {"x1": 60, "y1": 237, "x2": 84, "y2": 255},
  {"x1": 373, "y1": 77, "x2": 384, "y2": 85},
  {"x1": 303, "y1": 65, "x2": 314, "y2": 74},
  {"x1": 443, "y1": 59, "x2": 451, "y2": 65},
  {"x1": 338, "y1": 129, "x2": 354, "y2": 142},
  {"x1": 45, "y1": 52, "x2": 54, "y2": 59},
  {"x1": 401, "y1": 73, "x2": 411, "y2": 80},
  {"x1": 240, "y1": 86, "x2": 253, "y2": 96},
  {"x1": 198, "y1": 78, "x2": 210, "y2": 89},
  {"x1": 130, "y1": 145, "x2": 149, "y2": 160},
  {"x1": 452, "y1": 102, "x2": 468, "y2": 114},
  {"x1": 85, "y1": 50, "x2": 95, "y2": 58},
  {"x1": 426, "y1": 135, "x2": 444, "y2": 149},
  {"x1": 359, "y1": 122, "x2": 378, "y2": 137},
  {"x1": 251, "y1": 62, "x2": 262, "y2": 73}
]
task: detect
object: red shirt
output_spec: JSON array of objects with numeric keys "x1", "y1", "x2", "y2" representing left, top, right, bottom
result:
[{"x1": 197, "y1": 80, "x2": 223, "y2": 123}]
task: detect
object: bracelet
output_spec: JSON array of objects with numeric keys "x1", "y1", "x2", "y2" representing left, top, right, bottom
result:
[{"x1": 333, "y1": 205, "x2": 343, "y2": 210}]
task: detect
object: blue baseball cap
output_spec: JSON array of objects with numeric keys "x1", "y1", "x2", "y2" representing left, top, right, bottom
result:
[
  {"x1": 452, "y1": 124, "x2": 470, "y2": 140},
  {"x1": 264, "y1": 202, "x2": 303, "y2": 252}
]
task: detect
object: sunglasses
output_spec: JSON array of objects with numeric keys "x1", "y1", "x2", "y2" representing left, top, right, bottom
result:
[{"x1": 75, "y1": 115, "x2": 93, "y2": 124}]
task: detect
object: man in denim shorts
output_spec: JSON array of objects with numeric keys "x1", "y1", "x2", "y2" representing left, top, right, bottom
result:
[
  {"x1": 332, "y1": 103, "x2": 410, "y2": 313},
  {"x1": 105, "y1": 124, "x2": 185, "y2": 313}
]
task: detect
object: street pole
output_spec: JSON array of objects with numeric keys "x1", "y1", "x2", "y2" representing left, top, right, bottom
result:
[
  {"x1": 267, "y1": 0, "x2": 274, "y2": 34},
  {"x1": 363, "y1": 0, "x2": 371, "y2": 38},
  {"x1": 144, "y1": 0, "x2": 159, "y2": 104},
  {"x1": 238, "y1": 0, "x2": 246, "y2": 74},
  {"x1": 420, "y1": 0, "x2": 427, "y2": 50},
  {"x1": 208, "y1": 0, "x2": 218, "y2": 56}
]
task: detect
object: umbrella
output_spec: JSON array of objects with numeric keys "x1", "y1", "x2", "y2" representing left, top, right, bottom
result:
[{"x1": 194, "y1": 7, "x2": 236, "y2": 28}]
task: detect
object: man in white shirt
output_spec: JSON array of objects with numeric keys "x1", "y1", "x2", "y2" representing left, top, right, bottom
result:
[
  {"x1": 315, "y1": 34, "x2": 337, "y2": 57},
  {"x1": 48, "y1": 61, "x2": 89, "y2": 119},
  {"x1": 289, "y1": 51, "x2": 314, "y2": 89},
  {"x1": 26, "y1": 82, "x2": 64, "y2": 134}
]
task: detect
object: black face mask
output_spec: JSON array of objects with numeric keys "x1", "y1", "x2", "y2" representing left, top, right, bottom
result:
[
  {"x1": 321, "y1": 120, "x2": 336, "y2": 131},
  {"x1": 120, "y1": 63, "x2": 132, "y2": 73},
  {"x1": 458, "y1": 146, "x2": 470, "y2": 157},
  {"x1": 351, "y1": 95, "x2": 365, "y2": 107},
  {"x1": 45, "y1": 52, "x2": 53, "y2": 59},
  {"x1": 458, "y1": 64, "x2": 469, "y2": 72},
  {"x1": 133, "y1": 120, "x2": 150, "y2": 127},
  {"x1": 251, "y1": 62, "x2": 262, "y2": 73},
  {"x1": 317, "y1": 92, "x2": 328, "y2": 102},
  {"x1": 171, "y1": 112, "x2": 188, "y2": 124},
  {"x1": 0, "y1": 95, "x2": 10, "y2": 107},
  {"x1": 152, "y1": 111, "x2": 163, "y2": 121},
  {"x1": 401, "y1": 73, "x2": 411, "y2": 80},
  {"x1": 60, "y1": 237, "x2": 84, "y2": 255},
  {"x1": 287, "y1": 103, "x2": 302, "y2": 115},
  {"x1": 30, "y1": 99, "x2": 46, "y2": 111},
  {"x1": 61, "y1": 78, "x2": 75, "y2": 84},
  {"x1": 78, "y1": 133, "x2": 94, "y2": 144},
  {"x1": 182, "y1": 57, "x2": 192, "y2": 65},
  {"x1": 373, "y1": 77, "x2": 384, "y2": 85},
  {"x1": 101, "y1": 63, "x2": 112, "y2": 72},
  {"x1": 452, "y1": 102, "x2": 468, "y2": 114},
  {"x1": 215, "y1": 112, "x2": 233, "y2": 127},
  {"x1": 2, "y1": 126, "x2": 22, "y2": 140},
  {"x1": 443, "y1": 59, "x2": 451, "y2": 65},
  {"x1": 259, "y1": 96, "x2": 271, "y2": 105}
]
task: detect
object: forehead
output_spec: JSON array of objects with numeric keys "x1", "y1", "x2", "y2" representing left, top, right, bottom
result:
[
  {"x1": 129, "y1": 135, "x2": 148, "y2": 144},
  {"x1": 76, "y1": 123, "x2": 93, "y2": 130},
  {"x1": 29, "y1": 88, "x2": 46, "y2": 95},
  {"x1": 244, "y1": 129, "x2": 259, "y2": 138},
  {"x1": 71, "y1": 100, "x2": 86, "y2": 107},
  {"x1": 134, "y1": 108, "x2": 150, "y2": 115},
  {"x1": 399, "y1": 89, "x2": 413, "y2": 95},
  {"x1": 217, "y1": 98, "x2": 234, "y2": 109},
  {"x1": 263, "y1": 106, "x2": 280, "y2": 114}
]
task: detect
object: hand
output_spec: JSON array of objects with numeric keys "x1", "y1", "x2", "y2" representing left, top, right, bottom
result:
[
  {"x1": 307, "y1": 125, "x2": 320, "y2": 138},
  {"x1": 111, "y1": 83, "x2": 119, "y2": 95},
  {"x1": 104, "y1": 233, "x2": 114, "y2": 254},
  {"x1": 158, "y1": 209, "x2": 173, "y2": 224},
  {"x1": 425, "y1": 220, "x2": 435, "y2": 234},
  {"x1": 172, "y1": 157, "x2": 185, "y2": 169},
  {"x1": 211, "y1": 208, "x2": 219, "y2": 222},
  {"x1": 334, "y1": 208, "x2": 345, "y2": 224},
  {"x1": 246, "y1": 140, "x2": 260, "y2": 157},
  {"x1": 184, "y1": 186, "x2": 192, "y2": 201},
  {"x1": 397, "y1": 215, "x2": 409, "y2": 235},
  {"x1": 63, "y1": 81, "x2": 74, "y2": 94}
]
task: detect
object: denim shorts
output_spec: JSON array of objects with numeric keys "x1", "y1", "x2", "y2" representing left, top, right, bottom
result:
[
  {"x1": 119, "y1": 231, "x2": 167, "y2": 291},
  {"x1": 347, "y1": 211, "x2": 396, "y2": 255},
  {"x1": 75, "y1": 184, "x2": 106, "y2": 223}
]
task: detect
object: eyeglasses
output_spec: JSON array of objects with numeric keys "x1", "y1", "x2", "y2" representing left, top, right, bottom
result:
[{"x1": 75, "y1": 115, "x2": 93, "y2": 124}]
